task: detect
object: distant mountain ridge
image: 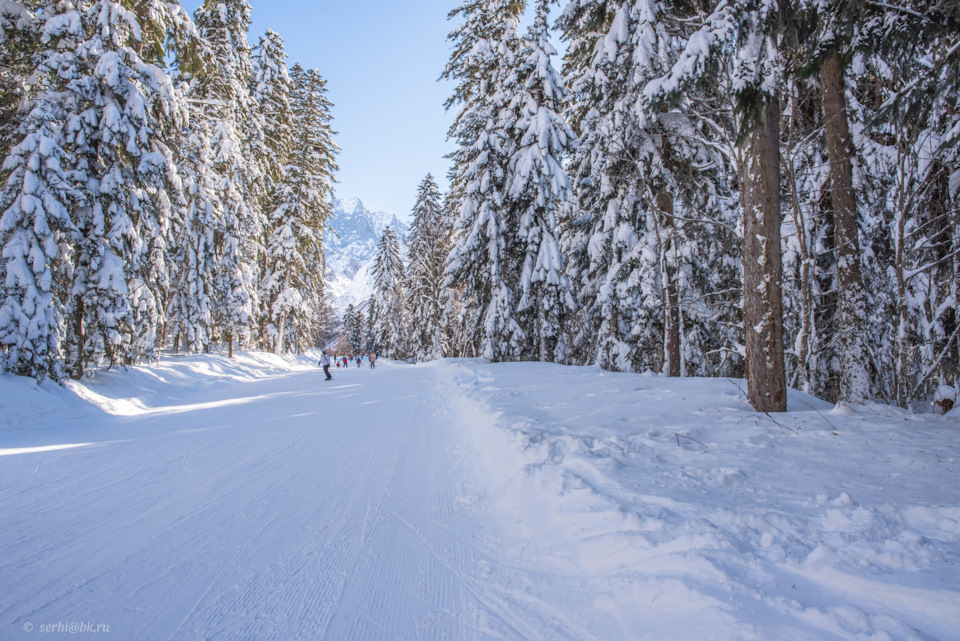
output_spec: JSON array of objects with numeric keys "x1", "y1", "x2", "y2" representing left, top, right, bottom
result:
[{"x1": 325, "y1": 197, "x2": 407, "y2": 312}]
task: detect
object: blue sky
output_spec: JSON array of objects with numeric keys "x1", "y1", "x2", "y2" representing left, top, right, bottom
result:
[{"x1": 182, "y1": 0, "x2": 459, "y2": 218}]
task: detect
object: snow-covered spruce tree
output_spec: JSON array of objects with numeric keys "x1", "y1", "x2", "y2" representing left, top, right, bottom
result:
[
  {"x1": 442, "y1": 0, "x2": 525, "y2": 362},
  {"x1": 405, "y1": 174, "x2": 450, "y2": 361},
  {"x1": 438, "y1": 189, "x2": 474, "y2": 357},
  {"x1": 504, "y1": 0, "x2": 576, "y2": 364},
  {"x1": 787, "y1": 0, "x2": 878, "y2": 405},
  {"x1": 248, "y1": 28, "x2": 293, "y2": 347},
  {"x1": 849, "y1": 4, "x2": 960, "y2": 408},
  {"x1": 643, "y1": 0, "x2": 787, "y2": 411},
  {"x1": 260, "y1": 64, "x2": 338, "y2": 354},
  {"x1": 0, "y1": 0, "x2": 35, "y2": 165},
  {"x1": 559, "y1": 0, "x2": 739, "y2": 376},
  {"x1": 558, "y1": 0, "x2": 660, "y2": 373},
  {"x1": 363, "y1": 298, "x2": 377, "y2": 355},
  {"x1": 167, "y1": 112, "x2": 220, "y2": 354},
  {"x1": 249, "y1": 29, "x2": 292, "y2": 196},
  {"x1": 343, "y1": 303, "x2": 363, "y2": 355},
  {"x1": 0, "y1": 3, "x2": 75, "y2": 379},
  {"x1": 370, "y1": 226, "x2": 408, "y2": 359},
  {"x1": 4, "y1": 0, "x2": 196, "y2": 379},
  {"x1": 310, "y1": 288, "x2": 339, "y2": 351},
  {"x1": 192, "y1": 0, "x2": 260, "y2": 358}
]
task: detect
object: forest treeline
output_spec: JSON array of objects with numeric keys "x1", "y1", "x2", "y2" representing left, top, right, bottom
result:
[
  {"x1": 2, "y1": 0, "x2": 957, "y2": 412},
  {"x1": 357, "y1": 0, "x2": 958, "y2": 412},
  {"x1": 0, "y1": 0, "x2": 340, "y2": 381}
]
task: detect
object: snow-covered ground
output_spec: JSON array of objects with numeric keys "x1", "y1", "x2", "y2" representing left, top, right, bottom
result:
[{"x1": 1, "y1": 354, "x2": 957, "y2": 640}]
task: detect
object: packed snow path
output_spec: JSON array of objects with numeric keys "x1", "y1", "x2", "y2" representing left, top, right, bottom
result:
[
  {"x1": 1, "y1": 354, "x2": 958, "y2": 640},
  {"x1": 1, "y1": 358, "x2": 512, "y2": 640}
]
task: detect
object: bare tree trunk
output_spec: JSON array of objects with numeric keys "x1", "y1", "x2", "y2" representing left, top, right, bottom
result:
[
  {"x1": 275, "y1": 273, "x2": 290, "y2": 355},
  {"x1": 227, "y1": 330, "x2": 233, "y2": 359},
  {"x1": 67, "y1": 297, "x2": 85, "y2": 380},
  {"x1": 656, "y1": 190, "x2": 681, "y2": 376},
  {"x1": 894, "y1": 138, "x2": 911, "y2": 408},
  {"x1": 821, "y1": 52, "x2": 870, "y2": 405},
  {"x1": 740, "y1": 97, "x2": 787, "y2": 412},
  {"x1": 785, "y1": 83, "x2": 816, "y2": 393}
]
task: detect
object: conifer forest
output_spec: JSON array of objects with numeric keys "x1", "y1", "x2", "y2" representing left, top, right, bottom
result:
[{"x1": 1, "y1": 0, "x2": 958, "y2": 412}]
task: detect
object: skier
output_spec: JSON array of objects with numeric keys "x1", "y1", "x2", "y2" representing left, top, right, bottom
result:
[
  {"x1": 356, "y1": 355, "x2": 362, "y2": 367},
  {"x1": 369, "y1": 352, "x2": 376, "y2": 370},
  {"x1": 343, "y1": 356, "x2": 348, "y2": 368},
  {"x1": 320, "y1": 351, "x2": 333, "y2": 381}
]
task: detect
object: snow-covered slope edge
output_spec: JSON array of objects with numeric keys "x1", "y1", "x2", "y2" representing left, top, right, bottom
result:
[
  {"x1": 440, "y1": 359, "x2": 960, "y2": 641},
  {"x1": 0, "y1": 350, "x2": 321, "y2": 435}
]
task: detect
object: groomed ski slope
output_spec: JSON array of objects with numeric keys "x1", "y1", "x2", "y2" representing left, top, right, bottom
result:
[{"x1": 1, "y1": 353, "x2": 958, "y2": 641}]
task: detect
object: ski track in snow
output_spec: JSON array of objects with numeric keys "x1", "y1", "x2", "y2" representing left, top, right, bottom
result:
[{"x1": 1, "y1": 355, "x2": 958, "y2": 640}]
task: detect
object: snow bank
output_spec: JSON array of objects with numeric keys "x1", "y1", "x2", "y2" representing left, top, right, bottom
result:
[
  {"x1": 443, "y1": 360, "x2": 960, "y2": 641},
  {"x1": 0, "y1": 350, "x2": 321, "y2": 431}
]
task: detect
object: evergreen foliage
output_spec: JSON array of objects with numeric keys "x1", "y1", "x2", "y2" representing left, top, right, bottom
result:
[
  {"x1": 369, "y1": 226, "x2": 408, "y2": 359},
  {"x1": 0, "y1": 0, "x2": 339, "y2": 378},
  {"x1": 442, "y1": 0, "x2": 525, "y2": 361},
  {"x1": 503, "y1": 0, "x2": 576, "y2": 363},
  {"x1": 1, "y1": 0, "x2": 955, "y2": 414},
  {"x1": 260, "y1": 64, "x2": 338, "y2": 354},
  {"x1": 192, "y1": 0, "x2": 260, "y2": 355},
  {"x1": 405, "y1": 174, "x2": 450, "y2": 361}
]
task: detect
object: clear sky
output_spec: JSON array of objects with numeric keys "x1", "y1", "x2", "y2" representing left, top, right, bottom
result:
[{"x1": 182, "y1": 0, "x2": 459, "y2": 219}]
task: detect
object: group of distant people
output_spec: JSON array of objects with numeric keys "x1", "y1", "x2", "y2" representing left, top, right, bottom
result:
[{"x1": 319, "y1": 352, "x2": 376, "y2": 381}]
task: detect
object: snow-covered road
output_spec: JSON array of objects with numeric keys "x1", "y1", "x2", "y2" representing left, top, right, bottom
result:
[
  {"x1": 2, "y1": 353, "x2": 958, "y2": 641},
  {"x1": 1, "y1": 358, "x2": 522, "y2": 640}
]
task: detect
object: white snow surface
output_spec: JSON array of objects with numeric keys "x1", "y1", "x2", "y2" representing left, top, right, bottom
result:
[{"x1": 1, "y1": 355, "x2": 958, "y2": 640}]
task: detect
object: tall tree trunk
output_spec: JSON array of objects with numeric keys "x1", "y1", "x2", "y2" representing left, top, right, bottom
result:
[
  {"x1": 821, "y1": 51, "x2": 870, "y2": 405},
  {"x1": 656, "y1": 190, "x2": 681, "y2": 377},
  {"x1": 67, "y1": 296, "x2": 85, "y2": 380},
  {"x1": 275, "y1": 273, "x2": 289, "y2": 355},
  {"x1": 786, "y1": 83, "x2": 816, "y2": 394},
  {"x1": 894, "y1": 137, "x2": 911, "y2": 408},
  {"x1": 740, "y1": 97, "x2": 787, "y2": 412}
]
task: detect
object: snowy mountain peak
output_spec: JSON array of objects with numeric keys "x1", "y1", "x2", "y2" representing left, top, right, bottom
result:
[{"x1": 326, "y1": 197, "x2": 408, "y2": 312}]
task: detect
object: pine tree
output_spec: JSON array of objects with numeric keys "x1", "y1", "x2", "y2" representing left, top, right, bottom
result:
[
  {"x1": 0, "y1": 1, "x2": 66, "y2": 380},
  {"x1": 848, "y1": 2, "x2": 960, "y2": 407},
  {"x1": 167, "y1": 114, "x2": 220, "y2": 354},
  {"x1": 249, "y1": 29, "x2": 293, "y2": 347},
  {"x1": 343, "y1": 303, "x2": 363, "y2": 355},
  {"x1": 405, "y1": 174, "x2": 450, "y2": 361},
  {"x1": 443, "y1": 0, "x2": 525, "y2": 362},
  {"x1": 504, "y1": 0, "x2": 576, "y2": 363},
  {"x1": 370, "y1": 226, "x2": 408, "y2": 359},
  {"x1": 0, "y1": 0, "x2": 35, "y2": 165},
  {"x1": 438, "y1": 190, "x2": 474, "y2": 357},
  {"x1": 1, "y1": 0, "x2": 197, "y2": 379},
  {"x1": 642, "y1": 0, "x2": 787, "y2": 410},
  {"x1": 193, "y1": 0, "x2": 260, "y2": 357},
  {"x1": 250, "y1": 30, "x2": 293, "y2": 201},
  {"x1": 0, "y1": 86, "x2": 77, "y2": 379},
  {"x1": 558, "y1": 0, "x2": 656, "y2": 372},
  {"x1": 560, "y1": 0, "x2": 696, "y2": 374},
  {"x1": 260, "y1": 64, "x2": 338, "y2": 354}
]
